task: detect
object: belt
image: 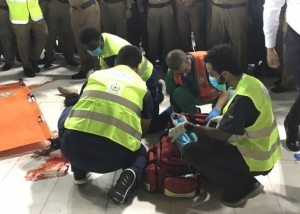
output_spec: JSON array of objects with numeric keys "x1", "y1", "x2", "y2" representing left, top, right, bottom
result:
[
  {"x1": 213, "y1": 2, "x2": 246, "y2": 9},
  {"x1": 103, "y1": 0, "x2": 124, "y2": 4},
  {"x1": 148, "y1": 1, "x2": 170, "y2": 8},
  {"x1": 72, "y1": 0, "x2": 95, "y2": 10},
  {"x1": 0, "y1": 5, "x2": 8, "y2": 10},
  {"x1": 58, "y1": 0, "x2": 70, "y2": 3}
]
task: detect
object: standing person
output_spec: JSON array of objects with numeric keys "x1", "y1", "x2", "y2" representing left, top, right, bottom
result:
[
  {"x1": 210, "y1": 0, "x2": 249, "y2": 73},
  {"x1": 170, "y1": 44, "x2": 281, "y2": 207},
  {"x1": 43, "y1": 0, "x2": 78, "y2": 69},
  {"x1": 175, "y1": 0, "x2": 207, "y2": 52},
  {"x1": 147, "y1": 0, "x2": 175, "y2": 72},
  {"x1": 59, "y1": 45, "x2": 152, "y2": 204},
  {"x1": 0, "y1": 0, "x2": 15, "y2": 71},
  {"x1": 69, "y1": 0, "x2": 101, "y2": 79},
  {"x1": 100, "y1": 0, "x2": 131, "y2": 40},
  {"x1": 264, "y1": 0, "x2": 300, "y2": 151},
  {"x1": 6, "y1": 0, "x2": 48, "y2": 78}
]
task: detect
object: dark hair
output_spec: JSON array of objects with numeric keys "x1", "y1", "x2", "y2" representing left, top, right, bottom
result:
[
  {"x1": 116, "y1": 45, "x2": 142, "y2": 69},
  {"x1": 204, "y1": 44, "x2": 243, "y2": 75},
  {"x1": 166, "y1": 49, "x2": 187, "y2": 70},
  {"x1": 79, "y1": 27, "x2": 100, "y2": 45}
]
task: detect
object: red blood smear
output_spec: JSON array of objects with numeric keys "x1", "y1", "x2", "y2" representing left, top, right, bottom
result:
[{"x1": 25, "y1": 153, "x2": 70, "y2": 181}]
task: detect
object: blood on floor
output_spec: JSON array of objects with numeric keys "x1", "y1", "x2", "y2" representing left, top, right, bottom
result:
[{"x1": 25, "y1": 153, "x2": 70, "y2": 181}]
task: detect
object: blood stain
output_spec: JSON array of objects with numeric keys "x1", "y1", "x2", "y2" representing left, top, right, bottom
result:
[{"x1": 25, "y1": 153, "x2": 70, "y2": 181}]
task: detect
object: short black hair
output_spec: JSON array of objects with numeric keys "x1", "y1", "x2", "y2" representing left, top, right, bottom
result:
[
  {"x1": 115, "y1": 45, "x2": 142, "y2": 69},
  {"x1": 166, "y1": 49, "x2": 187, "y2": 70},
  {"x1": 204, "y1": 44, "x2": 243, "y2": 75},
  {"x1": 79, "y1": 27, "x2": 100, "y2": 45}
]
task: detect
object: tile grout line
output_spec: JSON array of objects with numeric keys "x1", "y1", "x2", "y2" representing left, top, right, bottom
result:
[
  {"x1": 0, "y1": 156, "x2": 21, "y2": 184},
  {"x1": 104, "y1": 171, "x2": 118, "y2": 214},
  {"x1": 39, "y1": 177, "x2": 60, "y2": 214},
  {"x1": 267, "y1": 174, "x2": 284, "y2": 214}
]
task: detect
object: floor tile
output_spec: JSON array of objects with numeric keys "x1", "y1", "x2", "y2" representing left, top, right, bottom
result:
[
  {"x1": 0, "y1": 155, "x2": 58, "y2": 214},
  {"x1": 0, "y1": 156, "x2": 20, "y2": 182},
  {"x1": 40, "y1": 172, "x2": 115, "y2": 214}
]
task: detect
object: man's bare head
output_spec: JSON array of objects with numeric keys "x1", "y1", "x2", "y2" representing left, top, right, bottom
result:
[{"x1": 166, "y1": 49, "x2": 191, "y2": 77}]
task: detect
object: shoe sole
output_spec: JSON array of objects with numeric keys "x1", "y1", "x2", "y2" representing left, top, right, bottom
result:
[
  {"x1": 107, "y1": 169, "x2": 136, "y2": 204},
  {"x1": 220, "y1": 184, "x2": 264, "y2": 208},
  {"x1": 284, "y1": 123, "x2": 300, "y2": 152}
]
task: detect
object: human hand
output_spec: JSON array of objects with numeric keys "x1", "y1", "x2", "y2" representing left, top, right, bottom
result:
[
  {"x1": 205, "y1": 107, "x2": 221, "y2": 122},
  {"x1": 124, "y1": 8, "x2": 132, "y2": 19},
  {"x1": 183, "y1": 0, "x2": 194, "y2": 7},
  {"x1": 267, "y1": 48, "x2": 280, "y2": 69}
]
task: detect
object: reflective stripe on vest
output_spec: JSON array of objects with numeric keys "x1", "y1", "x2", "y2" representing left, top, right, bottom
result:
[
  {"x1": 81, "y1": 90, "x2": 141, "y2": 116},
  {"x1": 67, "y1": 109, "x2": 142, "y2": 141},
  {"x1": 173, "y1": 51, "x2": 220, "y2": 102},
  {"x1": 228, "y1": 120, "x2": 277, "y2": 143},
  {"x1": 237, "y1": 137, "x2": 281, "y2": 161}
]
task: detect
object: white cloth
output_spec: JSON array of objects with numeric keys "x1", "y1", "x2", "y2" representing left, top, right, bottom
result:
[
  {"x1": 263, "y1": 0, "x2": 300, "y2": 48},
  {"x1": 168, "y1": 123, "x2": 186, "y2": 139}
]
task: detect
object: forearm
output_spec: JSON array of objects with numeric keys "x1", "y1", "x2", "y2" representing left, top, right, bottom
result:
[
  {"x1": 215, "y1": 91, "x2": 230, "y2": 111},
  {"x1": 189, "y1": 124, "x2": 231, "y2": 142}
]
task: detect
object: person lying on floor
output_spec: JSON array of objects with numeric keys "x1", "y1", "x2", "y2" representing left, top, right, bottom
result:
[
  {"x1": 58, "y1": 27, "x2": 171, "y2": 134},
  {"x1": 169, "y1": 44, "x2": 281, "y2": 207},
  {"x1": 165, "y1": 49, "x2": 234, "y2": 122},
  {"x1": 56, "y1": 46, "x2": 152, "y2": 204}
]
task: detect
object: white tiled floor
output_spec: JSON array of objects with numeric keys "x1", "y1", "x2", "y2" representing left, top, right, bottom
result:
[{"x1": 1, "y1": 58, "x2": 300, "y2": 214}]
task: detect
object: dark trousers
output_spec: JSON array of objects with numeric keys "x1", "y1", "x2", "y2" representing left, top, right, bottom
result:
[
  {"x1": 284, "y1": 25, "x2": 300, "y2": 127},
  {"x1": 182, "y1": 139, "x2": 270, "y2": 194},
  {"x1": 58, "y1": 106, "x2": 147, "y2": 181}
]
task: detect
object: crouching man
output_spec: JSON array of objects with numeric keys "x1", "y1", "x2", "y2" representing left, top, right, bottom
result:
[
  {"x1": 58, "y1": 46, "x2": 153, "y2": 204},
  {"x1": 169, "y1": 44, "x2": 281, "y2": 207}
]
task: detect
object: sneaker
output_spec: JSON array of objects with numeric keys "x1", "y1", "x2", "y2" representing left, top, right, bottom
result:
[
  {"x1": 74, "y1": 172, "x2": 92, "y2": 185},
  {"x1": 271, "y1": 85, "x2": 289, "y2": 93},
  {"x1": 156, "y1": 79, "x2": 165, "y2": 103},
  {"x1": 107, "y1": 169, "x2": 136, "y2": 204},
  {"x1": 284, "y1": 120, "x2": 300, "y2": 152},
  {"x1": 23, "y1": 68, "x2": 35, "y2": 78},
  {"x1": 220, "y1": 181, "x2": 264, "y2": 207}
]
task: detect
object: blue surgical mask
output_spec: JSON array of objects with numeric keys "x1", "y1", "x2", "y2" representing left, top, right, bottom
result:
[
  {"x1": 209, "y1": 76, "x2": 226, "y2": 91},
  {"x1": 88, "y1": 47, "x2": 103, "y2": 57}
]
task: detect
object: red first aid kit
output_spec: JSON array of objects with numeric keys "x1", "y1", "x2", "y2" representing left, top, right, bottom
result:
[{"x1": 144, "y1": 113, "x2": 208, "y2": 197}]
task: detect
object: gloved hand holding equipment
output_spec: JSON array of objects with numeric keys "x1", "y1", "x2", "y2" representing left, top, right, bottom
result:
[{"x1": 205, "y1": 107, "x2": 221, "y2": 122}]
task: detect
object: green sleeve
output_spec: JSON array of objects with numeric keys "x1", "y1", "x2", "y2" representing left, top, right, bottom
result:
[{"x1": 166, "y1": 68, "x2": 178, "y2": 95}]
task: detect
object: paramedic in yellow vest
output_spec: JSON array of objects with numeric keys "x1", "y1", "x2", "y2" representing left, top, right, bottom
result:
[
  {"x1": 58, "y1": 45, "x2": 152, "y2": 204},
  {"x1": 58, "y1": 27, "x2": 172, "y2": 133},
  {"x1": 166, "y1": 49, "x2": 232, "y2": 122},
  {"x1": 169, "y1": 44, "x2": 281, "y2": 207},
  {"x1": 6, "y1": 0, "x2": 48, "y2": 78}
]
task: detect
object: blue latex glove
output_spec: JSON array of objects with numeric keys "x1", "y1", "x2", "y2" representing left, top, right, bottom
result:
[{"x1": 205, "y1": 107, "x2": 221, "y2": 122}]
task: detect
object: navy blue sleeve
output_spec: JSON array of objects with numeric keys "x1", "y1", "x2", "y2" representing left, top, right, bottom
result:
[
  {"x1": 141, "y1": 91, "x2": 153, "y2": 119},
  {"x1": 104, "y1": 55, "x2": 118, "y2": 68}
]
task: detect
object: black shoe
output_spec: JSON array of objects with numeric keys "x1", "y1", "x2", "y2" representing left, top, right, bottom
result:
[
  {"x1": 72, "y1": 71, "x2": 87, "y2": 79},
  {"x1": 16, "y1": 55, "x2": 22, "y2": 63},
  {"x1": 284, "y1": 121, "x2": 300, "y2": 152},
  {"x1": 220, "y1": 181, "x2": 264, "y2": 207},
  {"x1": 44, "y1": 58, "x2": 56, "y2": 69},
  {"x1": 274, "y1": 78, "x2": 282, "y2": 86},
  {"x1": 67, "y1": 60, "x2": 79, "y2": 67},
  {"x1": 23, "y1": 68, "x2": 35, "y2": 78},
  {"x1": 2, "y1": 64, "x2": 13, "y2": 71},
  {"x1": 74, "y1": 172, "x2": 92, "y2": 185},
  {"x1": 38, "y1": 56, "x2": 47, "y2": 65},
  {"x1": 32, "y1": 61, "x2": 41, "y2": 73},
  {"x1": 271, "y1": 85, "x2": 288, "y2": 93},
  {"x1": 156, "y1": 79, "x2": 165, "y2": 104},
  {"x1": 107, "y1": 169, "x2": 136, "y2": 204}
]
